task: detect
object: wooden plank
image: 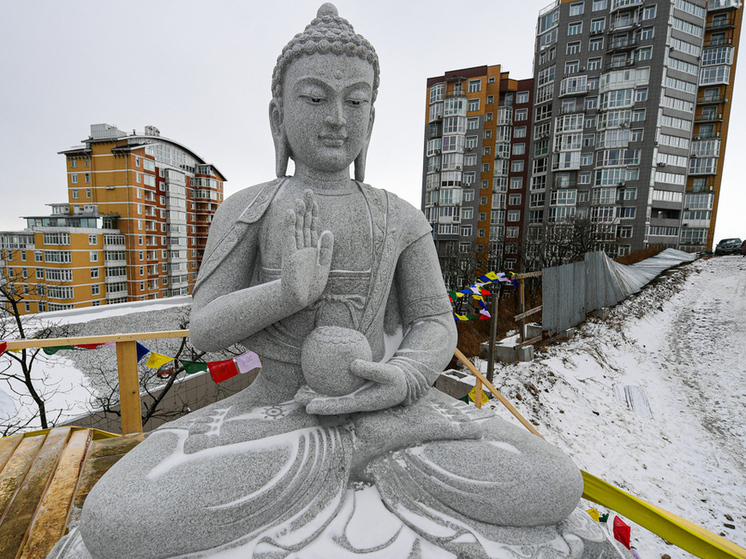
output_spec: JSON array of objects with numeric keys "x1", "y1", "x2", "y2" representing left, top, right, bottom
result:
[
  {"x1": 84, "y1": 433, "x2": 144, "y2": 460},
  {"x1": 0, "y1": 435, "x2": 24, "y2": 474},
  {"x1": 71, "y1": 435, "x2": 144, "y2": 522},
  {"x1": 0, "y1": 435, "x2": 45, "y2": 522},
  {"x1": 0, "y1": 427, "x2": 71, "y2": 559},
  {"x1": 513, "y1": 305, "x2": 542, "y2": 322},
  {"x1": 517, "y1": 335, "x2": 543, "y2": 348},
  {"x1": 513, "y1": 271, "x2": 542, "y2": 279},
  {"x1": 454, "y1": 349, "x2": 543, "y2": 439},
  {"x1": 116, "y1": 341, "x2": 143, "y2": 435},
  {"x1": 20, "y1": 430, "x2": 93, "y2": 559},
  {"x1": 4, "y1": 330, "x2": 189, "y2": 351}
]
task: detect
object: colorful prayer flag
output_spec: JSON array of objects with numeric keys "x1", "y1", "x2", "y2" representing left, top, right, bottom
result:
[
  {"x1": 468, "y1": 385, "x2": 489, "y2": 404},
  {"x1": 0, "y1": 342, "x2": 6, "y2": 356},
  {"x1": 208, "y1": 359, "x2": 240, "y2": 383},
  {"x1": 146, "y1": 352, "x2": 174, "y2": 369},
  {"x1": 136, "y1": 342, "x2": 150, "y2": 362},
  {"x1": 586, "y1": 508, "x2": 600, "y2": 522},
  {"x1": 479, "y1": 309, "x2": 491, "y2": 320},
  {"x1": 75, "y1": 343, "x2": 106, "y2": 350},
  {"x1": 181, "y1": 360, "x2": 208, "y2": 375},
  {"x1": 234, "y1": 350, "x2": 261, "y2": 374},
  {"x1": 43, "y1": 345, "x2": 75, "y2": 355},
  {"x1": 613, "y1": 516, "x2": 631, "y2": 549}
]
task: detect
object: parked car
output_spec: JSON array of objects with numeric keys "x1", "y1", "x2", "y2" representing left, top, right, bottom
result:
[{"x1": 715, "y1": 238, "x2": 743, "y2": 255}]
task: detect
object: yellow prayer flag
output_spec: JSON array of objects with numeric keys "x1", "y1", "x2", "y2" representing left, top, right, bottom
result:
[
  {"x1": 587, "y1": 508, "x2": 600, "y2": 522},
  {"x1": 468, "y1": 385, "x2": 489, "y2": 404},
  {"x1": 146, "y1": 352, "x2": 174, "y2": 369}
]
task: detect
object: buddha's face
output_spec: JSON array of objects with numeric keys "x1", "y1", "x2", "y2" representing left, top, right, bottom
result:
[{"x1": 278, "y1": 53, "x2": 375, "y2": 176}]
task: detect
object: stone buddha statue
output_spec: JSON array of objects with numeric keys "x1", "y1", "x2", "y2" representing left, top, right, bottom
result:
[{"x1": 50, "y1": 5, "x2": 630, "y2": 558}]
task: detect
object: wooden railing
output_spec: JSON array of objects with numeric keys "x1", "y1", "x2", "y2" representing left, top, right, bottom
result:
[{"x1": 4, "y1": 330, "x2": 189, "y2": 436}]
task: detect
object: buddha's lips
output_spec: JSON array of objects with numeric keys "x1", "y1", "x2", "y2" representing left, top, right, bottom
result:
[{"x1": 320, "y1": 136, "x2": 346, "y2": 146}]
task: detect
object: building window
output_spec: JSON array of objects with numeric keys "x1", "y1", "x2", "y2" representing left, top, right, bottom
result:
[
  {"x1": 641, "y1": 4, "x2": 656, "y2": 19},
  {"x1": 590, "y1": 18, "x2": 605, "y2": 32},
  {"x1": 516, "y1": 91, "x2": 529, "y2": 104},
  {"x1": 91, "y1": 268, "x2": 99, "y2": 279},
  {"x1": 430, "y1": 83, "x2": 444, "y2": 104},
  {"x1": 565, "y1": 60, "x2": 580, "y2": 74},
  {"x1": 468, "y1": 79, "x2": 481, "y2": 93},
  {"x1": 468, "y1": 99, "x2": 480, "y2": 112},
  {"x1": 467, "y1": 117, "x2": 480, "y2": 130},
  {"x1": 510, "y1": 177, "x2": 523, "y2": 189},
  {"x1": 514, "y1": 126, "x2": 527, "y2": 138},
  {"x1": 509, "y1": 194, "x2": 522, "y2": 205},
  {"x1": 92, "y1": 284, "x2": 100, "y2": 296},
  {"x1": 567, "y1": 41, "x2": 581, "y2": 55},
  {"x1": 589, "y1": 37, "x2": 603, "y2": 51},
  {"x1": 569, "y1": 2, "x2": 584, "y2": 16},
  {"x1": 568, "y1": 22, "x2": 582, "y2": 36},
  {"x1": 461, "y1": 225, "x2": 473, "y2": 236},
  {"x1": 89, "y1": 234, "x2": 97, "y2": 245},
  {"x1": 70, "y1": 157, "x2": 77, "y2": 168},
  {"x1": 487, "y1": 95, "x2": 494, "y2": 104},
  {"x1": 507, "y1": 210, "x2": 521, "y2": 222},
  {"x1": 512, "y1": 143, "x2": 526, "y2": 155},
  {"x1": 592, "y1": 0, "x2": 607, "y2": 10},
  {"x1": 515, "y1": 109, "x2": 528, "y2": 121}
]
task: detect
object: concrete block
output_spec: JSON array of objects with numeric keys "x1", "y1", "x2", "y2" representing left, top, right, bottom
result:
[
  {"x1": 434, "y1": 370, "x2": 473, "y2": 400},
  {"x1": 517, "y1": 345, "x2": 534, "y2": 362},
  {"x1": 526, "y1": 323, "x2": 543, "y2": 339}
]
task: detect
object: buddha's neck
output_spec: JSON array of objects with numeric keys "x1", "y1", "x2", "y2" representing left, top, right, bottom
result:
[{"x1": 292, "y1": 164, "x2": 354, "y2": 193}]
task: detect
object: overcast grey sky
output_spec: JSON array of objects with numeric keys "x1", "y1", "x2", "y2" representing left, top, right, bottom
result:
[{"x1": 1, "y1": 0, "x2": 743, "y2": 242}]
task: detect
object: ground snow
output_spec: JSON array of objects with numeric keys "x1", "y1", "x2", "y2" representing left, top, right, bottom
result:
[{"x1": 477, "y1": 255, "x2": 746, "y2": 558}]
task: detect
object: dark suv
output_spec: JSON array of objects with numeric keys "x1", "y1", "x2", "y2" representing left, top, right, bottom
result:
[{"x1": 715, "y1": 238, "x2": 743, "y2": 255}]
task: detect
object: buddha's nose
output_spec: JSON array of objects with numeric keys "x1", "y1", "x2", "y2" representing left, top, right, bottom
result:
[{"x1": 325, "y1": 102, "x2": 346, "y2": 127}]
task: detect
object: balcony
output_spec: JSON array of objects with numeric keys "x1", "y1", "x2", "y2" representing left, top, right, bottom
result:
[
  {"x1": 610, "y1": 0, "x2": 643, "y2": 12},
  {"x1": 607, "y1": 37, "x2": 638, "y2": 51},
  {"x1": 695, "y1": 112, "x2": 724, "y2": 122},
  {"x1": 697, "y1": 94, "x2": 727, "y2": 104},
  {"x1": 703, "y1": 36, "x2": 733, "y2": 47},
  {"x1": 707, "y1": 15, "x2": 737, "y2": 30},
  {"x1": 707, "y1": 0, "x2": 741, "y2": 10}
]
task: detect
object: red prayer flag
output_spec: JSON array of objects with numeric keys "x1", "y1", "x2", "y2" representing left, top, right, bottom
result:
[
  {"x1": 207, "y1": 359, "x2": 239, "y2": 383},
  {"x1": 75, "y1": 343, "x2": 105, "y2": 350},
  {"x1": 613, "y1": 516, "x2": 631, "y2": 549},
  {"x1": 0, "y1": 342, "x2": 6, "y2": 356}
]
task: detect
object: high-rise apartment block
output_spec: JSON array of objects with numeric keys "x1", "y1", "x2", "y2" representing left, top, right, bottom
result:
[
  {"x1": 422, "y1": 66, "x2": 534, "y2": 286},
  {"x1": 422, "y1": 0, "x2": 742, "y2": 277},
  {"x1": 0, "y1": 124, "x2": 225, "y2": 314},
  {"x1": 529, "y1": 0, "x2": 742, "y2": 258}
]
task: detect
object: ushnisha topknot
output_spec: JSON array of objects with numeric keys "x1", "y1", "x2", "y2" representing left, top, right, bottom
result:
[{"x1": 271, "y1": 3, "x2": 380, "y2": 103}]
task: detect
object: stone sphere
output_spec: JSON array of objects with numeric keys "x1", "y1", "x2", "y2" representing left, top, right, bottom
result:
[{"x1": 301, "y1": 326, "x2": 371, "y2": 396}]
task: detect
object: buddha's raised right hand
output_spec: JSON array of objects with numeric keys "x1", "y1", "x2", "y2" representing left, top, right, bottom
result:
[{"x1": 281, "y1": 190, "x2": 334, "y2": 308}]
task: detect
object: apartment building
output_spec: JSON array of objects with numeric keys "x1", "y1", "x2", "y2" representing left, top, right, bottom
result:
[
  {"x1": 422, "y1": 65, "x2": 534, "y2": 287},
  {"x1": 0, "y1": 124, "x2": 225, "y2": 314},
  {"x1": 529, "y1": 0, "x2": 742, "y2": 260}
]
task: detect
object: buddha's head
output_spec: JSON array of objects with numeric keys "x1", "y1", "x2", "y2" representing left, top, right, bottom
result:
[{"x1": 270, "y1": 3, "x2": 380, "y2": 181}]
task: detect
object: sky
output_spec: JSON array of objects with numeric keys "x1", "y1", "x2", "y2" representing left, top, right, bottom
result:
[{"x1": 1, "y1": 0, "x2": 744, "y2": 243}]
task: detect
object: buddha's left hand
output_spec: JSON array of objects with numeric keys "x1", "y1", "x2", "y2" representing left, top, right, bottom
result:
[{"x1": 295, "y1": 360, "x2": 408, "y2": 415}]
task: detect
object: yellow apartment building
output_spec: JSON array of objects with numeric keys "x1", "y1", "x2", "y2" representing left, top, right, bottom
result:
[{"x1": 0, "y1": 124, "x2": 225, "y2": 315}]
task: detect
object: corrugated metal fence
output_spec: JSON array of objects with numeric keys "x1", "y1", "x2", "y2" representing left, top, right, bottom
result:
[{"x1": 542, "y1": 249, "x2": 697, "y2": 335}]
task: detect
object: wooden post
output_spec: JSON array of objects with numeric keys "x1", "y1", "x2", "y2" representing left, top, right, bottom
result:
[
  {"x1": 519, "y1": 278, "x2": 526, "y2": 343},
  {"x1": 475, "y1": 378, "x2": 483, "y2": 409},
  {"x1": 485, "y1": 283, "x2": 500, "y2": 383},
  {"x1": 115, "y1": 341, "x2": 143, "y2": 435}
]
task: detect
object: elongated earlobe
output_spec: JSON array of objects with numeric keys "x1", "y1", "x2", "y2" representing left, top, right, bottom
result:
[
  {"x1": 269, "y1": 100, "x2": 290, "y2": 177},
  {"x1": 354, "y1": 108, "x2": 375, "y2": 182}
]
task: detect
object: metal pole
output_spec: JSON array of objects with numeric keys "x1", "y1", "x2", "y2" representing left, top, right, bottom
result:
[{"x1": 486, "y1": 283, "x2": 501, "y2": 383}]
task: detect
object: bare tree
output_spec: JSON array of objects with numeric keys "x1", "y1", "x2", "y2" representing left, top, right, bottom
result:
[{"x1": 0, "y1": 279, "x2": 70, "y2": 435}]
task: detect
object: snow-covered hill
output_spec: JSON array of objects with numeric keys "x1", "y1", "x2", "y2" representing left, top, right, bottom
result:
[{"x1": 477, "y1": 255, "x2": 746, "y2": 557}]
